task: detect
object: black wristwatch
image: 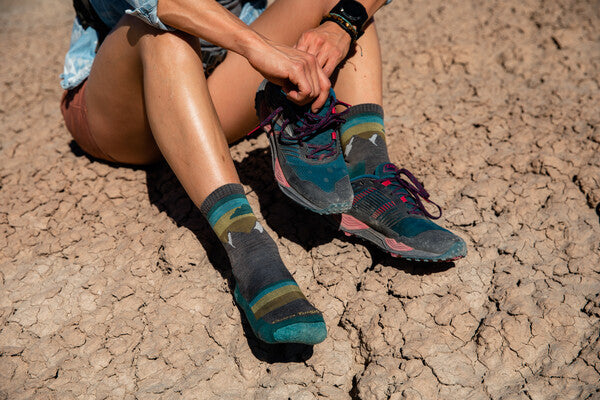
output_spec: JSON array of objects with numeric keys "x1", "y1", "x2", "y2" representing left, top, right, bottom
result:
[{"x1": 329, "y1": 0, "x2": 369, "y2": 38}]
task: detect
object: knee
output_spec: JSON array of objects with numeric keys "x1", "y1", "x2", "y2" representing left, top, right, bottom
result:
[
  {"x1": 138, "y1": 30, "x2": 201, "y2": 65},
  {"x1": 119, "y1": 15, "x2": 202, "y2": 64}
]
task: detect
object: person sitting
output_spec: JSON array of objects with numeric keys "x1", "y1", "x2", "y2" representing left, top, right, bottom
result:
[{"x1": 60, "y1": 0, "x2": 466, "y2": 345}]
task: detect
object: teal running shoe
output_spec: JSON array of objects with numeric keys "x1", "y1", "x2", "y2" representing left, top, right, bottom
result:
[
  {"x1": 254, "y1": 80, "x2": 353, "y2": 214},
  {"x1": 339, "y1": 163, "x2": 467, "y2": 262}
]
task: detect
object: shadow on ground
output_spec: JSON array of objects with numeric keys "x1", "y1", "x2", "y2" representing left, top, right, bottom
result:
[
  {"x1": 144, "y1": 158, "x2": 320, "y2": 363},
  {"x1": 139, "y1": 145, "x2": 456, "y2": 360},
  {"x1": 233, "y1": 147, "x2": 341, "y2": 251},
  {"x1": 70, "y1": 139, "x2": 456, "y2": 359}
]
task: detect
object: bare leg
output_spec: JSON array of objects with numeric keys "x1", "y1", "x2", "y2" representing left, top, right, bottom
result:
[
  {"x1": 86, "y1": 16, "x2": 239, "y2": 204},
  {"x1": 85, "y1": 1, "x2": 338, "y2": 204},
  {"x1": 332, "y1": 21, "x2": 383, "y2": 107},
  {"x1": 207, "y1": 10, "x2": 383, "y2": 143},
  {"x1": 83, "y1": 15, "x2": 333, "y2": 346},
  {"x1": 84, "y1": 0, "x2": 383, "y2": 206},
  {"x1": 207, "y1": 0, "x2": 337, "y2": 142}
]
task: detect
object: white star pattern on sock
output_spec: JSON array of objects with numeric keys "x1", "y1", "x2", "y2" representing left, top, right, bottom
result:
[{"x1": 344, "y1": 136, "x2": 355, "y2": 157}]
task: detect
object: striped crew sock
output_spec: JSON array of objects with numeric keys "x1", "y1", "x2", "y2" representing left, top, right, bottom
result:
[
  {"x1": 200, "y1": 183, "x2": 326, "y2": 345},
  {"x1": 340, "y1": 103, "x2": 391, "y2": 178}
]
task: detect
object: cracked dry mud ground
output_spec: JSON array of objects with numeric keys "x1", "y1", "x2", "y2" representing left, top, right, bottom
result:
[{"x1": 1, "y1": 0, "x2": 599, "y2": 398}]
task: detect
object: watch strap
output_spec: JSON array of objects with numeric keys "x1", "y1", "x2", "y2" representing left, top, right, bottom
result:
[
  {"x1": 321, "y1": 13, "x2": 358, "y2": 42},
  {"x1": 329, "y1": 0, "x2": 368, "y2": 38}
]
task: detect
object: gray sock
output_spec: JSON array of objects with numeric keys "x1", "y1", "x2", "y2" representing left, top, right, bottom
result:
[
  {"x1": 200, "y1": 184, "x2": 325, "y2": 344},
  {"x1": 340, "y1": 103, "x2": 390, "y2": 177}
]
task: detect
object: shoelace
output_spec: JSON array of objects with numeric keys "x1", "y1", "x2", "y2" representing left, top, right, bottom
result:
[
  {"x1": 379, "y1": 164, "x2": 442, "y2": 219},
  {"x1": 249, "y1": 97, "x2": 350, "y2": 160}
]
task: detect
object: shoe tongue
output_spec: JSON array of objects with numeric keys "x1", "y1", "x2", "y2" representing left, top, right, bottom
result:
[
  {"x1": 304, "y1": 88, "x2": 336, "y2": 118},
  {"x1": 297, "y1": 89, "x2": 337, "y2": 148},
  {"x1": 319, "y1": 88, "x2": 336, "y2": 115},
  {"x1": 374, "y1": 162, "x2": 398, "y2": 177},
  {"x1": 278, "y1": 88, "x2": 336, "y2": 118},
  {"x1": 375, "y1": 163, "x2": 420, "y2": 210}
]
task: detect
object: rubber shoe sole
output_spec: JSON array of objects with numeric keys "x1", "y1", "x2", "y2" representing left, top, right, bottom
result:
[{"x1": 339, "y1": 214, "x2": 467, "y2": 262}]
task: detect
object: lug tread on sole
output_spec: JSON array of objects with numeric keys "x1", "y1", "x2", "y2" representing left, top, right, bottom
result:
[{"x1": 342, "y1": 231, "x2": 466, "y2": 263}]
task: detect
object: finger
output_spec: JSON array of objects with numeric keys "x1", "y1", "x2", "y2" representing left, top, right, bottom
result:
[
  {"x1": 286, "y1": 65, "x2": 312, "y2": 105},
  {"x1": 306, "y1": 41, "x2": 322, "y2": 58},
  {"x1": 312, "y1": 67, "x2": 331, "y2": 112},
  {"x1": 297, "y1": 31, "x2": 316, "y2": 53},
  {"x1": 315, "y1": 50, "x2": 328, "y2": 69},
  {"x1": 306, "y1": 56, "x2": 322, "y2": 102},
  {"x1": 296, "y1": 40, "x2": 307, "y2": 52},
  {"x1": 322, "y1": 57, "x2": 337, "y2": 78},
  {"x1": 296, "y1": 55, "x2": 318, "y2": 102}
]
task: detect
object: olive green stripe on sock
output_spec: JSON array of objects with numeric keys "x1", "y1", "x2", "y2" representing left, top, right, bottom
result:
[
  {"x1": 215, "y1": 214, "x2": 257, "y2": 242},
  {"x1": 251, "y1": 284, "x2": 303, "y2": 314},
  {"x1": 341, "y1": 123, "x2": 386, "y2": 148},
  {"x1": 212, "y1": 203, "x2": 253, "y2": 231},
  {"x1": 254, "y1": 291, "x2": 307, "y2": 320},
  {"x1": 252, "y1": 289, "x2": 306, "y2": 320}
]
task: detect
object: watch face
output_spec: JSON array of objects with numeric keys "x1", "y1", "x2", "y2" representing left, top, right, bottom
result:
[
  {"x1": 335, "y1": 0, "x2": 367, "y2": 26},
  {"x1": 341, "y1": 2, "x2": 362, "y2": 16}
]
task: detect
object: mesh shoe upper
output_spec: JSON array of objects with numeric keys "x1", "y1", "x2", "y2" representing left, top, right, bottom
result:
[
  {"x1": 348, "y1": 163, "x2": 464, "y2": 254},
  {"x1": 254, "y1": 80, "x2": 353, "y2": 213}
]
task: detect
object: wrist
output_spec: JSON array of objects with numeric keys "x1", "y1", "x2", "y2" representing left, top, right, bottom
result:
[
  {"x1": 233, "y1": 29, "x2": 269, "y2": 59},
  {"x1": 321, "y1": 20, "x2": 353, "y2": 43},
  {"x1": 321, "y1": 13, "x2": 358, "y2": 42}
]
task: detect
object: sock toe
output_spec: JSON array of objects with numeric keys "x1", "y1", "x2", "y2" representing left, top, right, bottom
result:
[{"x1": 273, "y1": 321, "x2": 327, "y2": 345}]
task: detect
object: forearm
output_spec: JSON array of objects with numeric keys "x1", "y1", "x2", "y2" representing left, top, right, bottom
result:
[{"x1": 156, "y1": 0, "x2": 266, "y2": 58}]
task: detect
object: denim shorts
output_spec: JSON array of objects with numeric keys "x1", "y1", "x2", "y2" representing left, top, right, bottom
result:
[{"x1": 61, "y1": 0, "x2": 267, "y2": 90}]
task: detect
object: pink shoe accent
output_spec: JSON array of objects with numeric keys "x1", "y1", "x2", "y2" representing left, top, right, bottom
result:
[
  {"x1": 332, "y1": 131, "x2": 337, "y2": 139},
  {"x1": 274, "y1": 157, "x2": 291, "y2": 188},
  {"x1": 384, "y1": 237, "x2": 413, "y2": 252},
  {"x1": 340, "y1": 214, "x2": 370, "y2": 231},
  {"x1": 381, "y1": 180, "x2": 391, "y2": 186}
]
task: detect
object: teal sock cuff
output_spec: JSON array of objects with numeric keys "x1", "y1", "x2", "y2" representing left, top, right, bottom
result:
[{"x1": 200, "y1": 183, "x2": 246, "y2": 217}]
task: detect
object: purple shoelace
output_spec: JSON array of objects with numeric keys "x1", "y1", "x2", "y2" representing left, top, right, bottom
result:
[
  {"x1": 250, "y1": 97, "x2": 350, "y2": 160},
  {"x1": 379, "y1": 164, "x2": 443, "y2": 219}
]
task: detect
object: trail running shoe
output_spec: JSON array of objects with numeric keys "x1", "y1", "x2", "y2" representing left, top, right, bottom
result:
[
  {"x1": 253, "y1": 80, "x2": 353, "y2": 214},
  {"x1": 339, "y1": 163, "x2": 467, "y2": 262}
]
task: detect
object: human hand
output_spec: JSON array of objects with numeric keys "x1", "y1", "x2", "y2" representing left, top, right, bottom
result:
[
  {"x1": 245, "y1": 37, "x2": 331, "y2": 112},
  {"x1": 295, "y1": 21, "x2": 352, "y2": 77}
]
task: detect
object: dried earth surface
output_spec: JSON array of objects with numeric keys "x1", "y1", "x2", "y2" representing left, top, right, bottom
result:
[{"x1": 1, "y1": 0, "x2": 600, "y2": 398}]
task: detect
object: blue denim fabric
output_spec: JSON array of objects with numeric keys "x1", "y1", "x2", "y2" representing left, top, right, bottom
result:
[{"x1": 60, "y1": 0, "x2": 267, "y2": 90}]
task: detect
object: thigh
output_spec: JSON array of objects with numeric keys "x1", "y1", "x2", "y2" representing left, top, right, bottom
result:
[
  {"x1": 84, "y1": 15, "x2": 160, "y2": 164},
  {"x1": 208, "y1": 0, "x2": 336, "y2": 143}
]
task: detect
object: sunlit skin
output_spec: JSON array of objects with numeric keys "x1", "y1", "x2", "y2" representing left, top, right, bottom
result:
[{"x1": 84, "y1": 0, "x2": 386, "y2": 206}]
